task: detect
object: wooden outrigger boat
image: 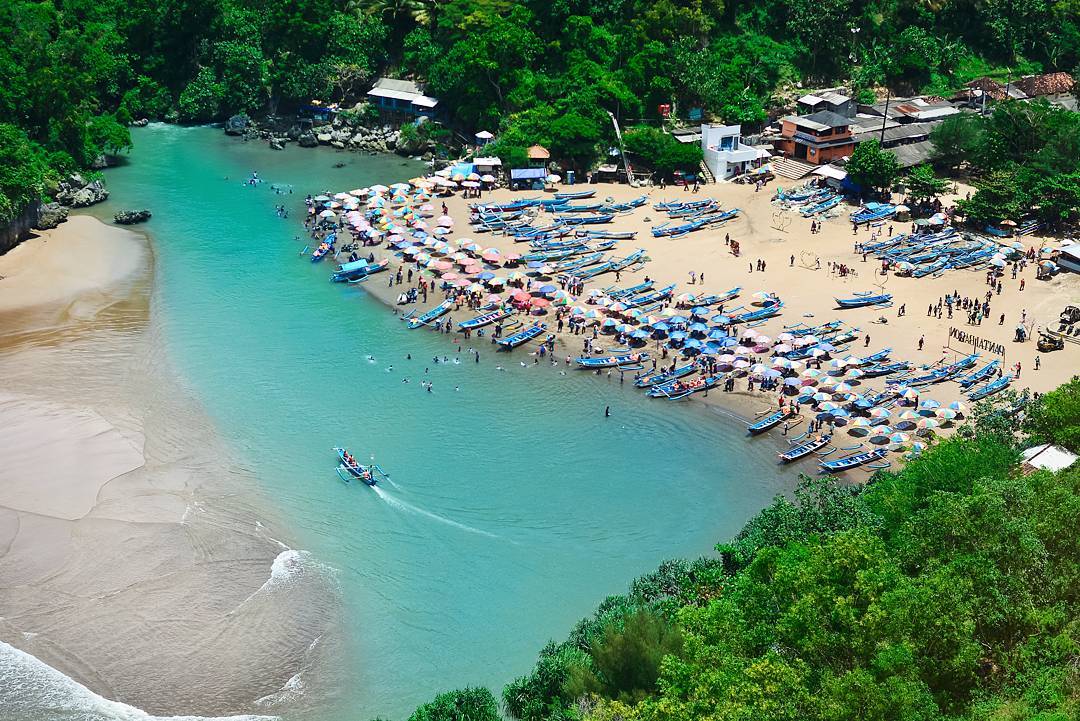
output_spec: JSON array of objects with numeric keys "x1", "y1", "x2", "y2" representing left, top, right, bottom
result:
[
  {"x1": 820, "y1": 447, "x2": 888, "y2": 473},
  {"x1": 958, "y1": 360, "x2": 1000, "y2": 388},
  {"x1": 605, "y1": 280, "x2": 654, "y2": 299},
  {"x1": 406, "y1": 299, "x2": 453, "y2": 329},
  {"x1": 748, "y1": 407, "x2": 794, "y2": 435},
  {"x1": 858, "y1": 347, "x2": 891, "y2": 365},
  {"x1": 458, "y1": 308, "x2": 510, "y2": 330},
  {"x1": 497, "y1": 322, "x2": 547, "y2": 349},
  {"x1": 554, "y1": 189, "x2": 597, "y2": 201},
  {"x1": 333, "y1": 447, "x2": 389, "y2": 486},
  {"x1": 575, "y1": 230, "x2": 637, "y2": 240},
  {"x1": 310, "y1": 241, "x2": 334, "y2": 262},
  {"x1": 861, "y1": 361, "x2": 910, "y2": 378},
  {"x1": 625, "y1": 284, "x2": 676, "y2": 308},
  {"x1": 556, "y1": 213, "x2": 615, "y2": 225},
  {"x1": 967, "y1": 373, "x2": 1013, "y2": 400},
  {"x1": 657, "y1": 374, "x2": 721, "y2": 400},
  {"x1": 633, "y1": 363, "x2": 696, "y2": 388},
  {"x1": 332, "y1": 257, "x2": 389, "y2": 282},
  {"x1": 835, "y1": 292, "x2": 892, "y2": 308},
  {"x1": 576, "y1": 352, "x2": 650, "y2": 369},
  {"x1": 779, "y1": 433, "x2": 832, "y2": 462}
]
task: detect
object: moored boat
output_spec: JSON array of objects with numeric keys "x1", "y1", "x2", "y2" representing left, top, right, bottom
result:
[
  {"x1": 748, "y1": 407, "x2": 795, "y2": 435},
  {"x1": 967, "y1": 373, "x2": 1013, "y2": 400},
  {"x1": 779, "y1": 433, "x2": 832, "y2": 462},
  {"x1": 819, "y1": 447, "x2": 888, "y2": 473},
  {"x1": 459, "y1": 308, "x2": 510, "y2": 330},
  {"x1": 406, "y1": 299, "x2": 454, "y2": 329},
  {"x1": 497, "y1": 322, "x2": 548, "y2": 349},
  {"x1": 576, "y1": 352, "x2": 650, "y2": 368}
]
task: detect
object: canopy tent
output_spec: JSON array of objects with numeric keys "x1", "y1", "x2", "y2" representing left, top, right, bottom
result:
[{"x1": 510, "y1": 168, "x2": 548, "y2": 181}]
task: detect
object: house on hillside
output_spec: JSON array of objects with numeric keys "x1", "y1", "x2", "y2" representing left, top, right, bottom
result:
[
  {"x1": 773, "y1": 111, "x2": 856, "y2": 165},
  {"x1": 1015, "y1": 72, "x2": 1075, "y2": 98},
  {"x1": 366, "y1": 78, "x2": 440, "y2": 122},
  {"x1": 700, "y1": 124, "x2": 767, "y2": 180},
  {"x1": 797, "y1": 91, "x2": 854, "y2": 118},
  {"x1": 527, "y1": 145, "x2": 550, "y2": 168}
]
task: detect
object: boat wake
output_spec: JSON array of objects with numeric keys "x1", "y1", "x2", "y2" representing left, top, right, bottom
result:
[
  {"x1": 0, "y1": 641, "x2": 277, "y2": 721},
  {"x1": 373, "y1": 487, "x2": 497, "y2": 538}
]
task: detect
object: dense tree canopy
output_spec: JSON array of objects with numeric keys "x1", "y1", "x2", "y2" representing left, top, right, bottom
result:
[{"x1": 3, "y1": 0, "x2": 1080, "y2": 216}]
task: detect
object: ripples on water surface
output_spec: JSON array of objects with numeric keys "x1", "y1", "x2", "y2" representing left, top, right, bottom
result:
[{"x1": 52, "y1": 125, "x2": 800, "y2": 720}]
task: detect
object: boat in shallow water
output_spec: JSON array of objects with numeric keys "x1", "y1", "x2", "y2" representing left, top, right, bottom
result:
[
  {"x1": 497, "y1": 322, "x2": 548, "y2": 349},
  {"x1": 820, "y1": 447, "x2": 888, "y2": 473},
  {"x1": 406, "y1": 299, "x2": 453, "y2": 329},
  {"x1": 748, "y1": 407, "x2": 795, "y2": 435},
  {"x1": 779, "y1": 433, "x2": 832, "y2": 462},
  {"x1": 333, "y1": 447, "x2": 389, "y2": 486},
  {"x1": 575, "y1": 352, "x2": 650, "y2": 369}
]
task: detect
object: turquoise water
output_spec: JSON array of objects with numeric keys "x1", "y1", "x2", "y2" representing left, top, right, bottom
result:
[{"x1": 92, "y1": 125, "x2": 797, "y2": 720}]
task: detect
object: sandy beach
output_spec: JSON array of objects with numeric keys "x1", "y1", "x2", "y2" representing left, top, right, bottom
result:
[
  {"x1": 0, "y1": 216, "x2": 338, "y2": 718},
  {"x1": 331, "y1": 178, "x2": 1078, "y2": 442}
]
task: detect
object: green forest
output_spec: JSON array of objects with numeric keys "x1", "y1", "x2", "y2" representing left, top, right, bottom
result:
[
  {"x1": 396, "y1": 379, "x2": 1080, "y2": 721},
  {"x1": 3, "y1": 0, "x2": 1080, "y2": 221}
]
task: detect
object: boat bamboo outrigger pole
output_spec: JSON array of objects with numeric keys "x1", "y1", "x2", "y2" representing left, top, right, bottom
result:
[{"x1": 606, "y1": 110, "x2": 637, "y2": 188}]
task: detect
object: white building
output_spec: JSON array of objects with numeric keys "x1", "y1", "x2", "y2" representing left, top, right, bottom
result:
[{"x1": 701, "y1": 125, "x2": 763, "y2": 181}]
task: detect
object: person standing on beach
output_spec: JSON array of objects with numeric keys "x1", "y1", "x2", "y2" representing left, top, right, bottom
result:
[{"x1": 918, "y1": 335, "x2": 925, "y2": 350}]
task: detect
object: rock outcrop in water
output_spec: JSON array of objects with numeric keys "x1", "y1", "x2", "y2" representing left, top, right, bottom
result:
[
  {"x1": 225, "y1": 114, "x2": 250, "y2": 136},
  {"x1": 114, "y1": 209, "x2": 152, "y2": 225}
]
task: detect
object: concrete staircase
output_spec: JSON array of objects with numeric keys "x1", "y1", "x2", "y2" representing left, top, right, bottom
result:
[
  {"x1": 771, "y1": 157, "x2": 818, "y2": 180},
  {"x1": 697, "y1": 160, "x2": 715, "y2": 184}
]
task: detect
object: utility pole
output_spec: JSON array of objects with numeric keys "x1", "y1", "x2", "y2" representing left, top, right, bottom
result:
[
  {"x1": 879, "y1": 88, "x2": 891, "y2": 145},
  {"x1": 607, "y1": 110, "x2": 637, "y2": 187}
]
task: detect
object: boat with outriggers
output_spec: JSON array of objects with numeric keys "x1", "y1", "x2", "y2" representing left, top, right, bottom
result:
[
  {"x1": 967, "y1": 373, "x2": 1013, "y2": 400},
  {"x1": 458, "y1": 308, "x2": 510, "y2": 330},
  {"x1": 575, "y1": 352, "x2": 649, "y2": 369},
  {"x1": 646, "y1": 374, "x2": 721, "y2": 399},
  {"x1": 748, "y1": 406, "x2": 795, "y2": 435},
  {"x1": 497, "y1": 322, "x2": 548, "y2": 350},
  {"x1": 331, "y1": 257, "x2": 388, "y2": 283},
  {"x1": 405, "y1": 299, "x2": 454, "y2": 329},
  {"x1": 779, "y1": 433, "x2": 832, "y2": 462},
  {"x1": 819, "y1": 447, "x2": 888, "y2": 473},
  {"x1": 835, "y1": 292, "x2": 893, "y2": 309},
  {"x1": 633, "y1": 363, "x2": 697, "y2": 388},
  {"x1": 333, "y1": 447, "x2": 390, "y2": 486}
]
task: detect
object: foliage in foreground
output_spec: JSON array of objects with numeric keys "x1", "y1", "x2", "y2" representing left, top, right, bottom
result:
[{"x1": 402, "y1": 380, "x2": 1080, "y2": 721}]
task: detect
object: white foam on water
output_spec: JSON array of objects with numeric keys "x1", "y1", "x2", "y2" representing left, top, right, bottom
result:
[
  {"x1": 0, "y1": 640, "x2": 278, "y2": 721},
  {"x1": 373, "y1": 487, "x2": 498, "y2": 538}
]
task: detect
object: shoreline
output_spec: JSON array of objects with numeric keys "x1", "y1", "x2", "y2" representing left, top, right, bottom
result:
[
  {"x1": 309, "y1": 179, "x2": 1079, "y2": 469},
  {"x1": 0, "y1": 214, "x2": 338, "y2": 718}
]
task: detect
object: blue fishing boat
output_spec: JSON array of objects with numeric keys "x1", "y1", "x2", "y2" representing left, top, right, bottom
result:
[
  {"x1": 633, "y1": 363, "x2": 697, "y2": 388},
  {"x1": 497, "y1": 322, "x2": 548, "y2": 349},
  {"x1": 546, "y1": 203, "x2": 604, "y2": 213},
  {"x1": 625, "y1": 284, "x2": 676, "y2": 308},
  {"x1": 907, "y1": 366, "x2": 956, "y2": 386},
  {"x1": 858, "y1": 347, "x2": 892, "y2": 365},
  {"x1": 331, "y1": 257, "x2": 388, "y2": 282},
  {"x1": 556, "y1": 213, "x2": 615, "y2": 225},
  {"x1": 406, "y1": 299, "x2": 453, "y2": 329},
  {"x1": 946, "y1": 353, "x2": 980, "y2": 373},
  {"x1": 819, "y1": 447, "x2": 888, "y2": 473},
  {"x1": 576, "y1": 352, "x2": 650, "y2": 369},
  {"x1": 700, "y1": 208, "x2": 740, "y2": 225},
  {"x1": 554, "y1": 190, "x2": 597, "y2": 201},
  {"x1": 333, "y1": 447, "x2": 390, "y2": 486},
  {"x1": 958, "y1": 360, "x2": 1000, "y2": 388},
  {"x1": 835, "y1": 292, "x2": 892, "y2": 308},
  {"x1": 575, "y1": 230, "x2": 637, "y2": 240},
  {"x1": 654, "y1": 374, "x2": 721, "y2": 400},
  {"x1": 967, "y1": 373, "x2": 1013, "y2": 400},
  {"x1": 851, "y1": 202, "x2": 896, "y2": 224},
  {"x1": 911, "y1": 257, "x2": 949, "y2": 278},
  {"x1": 748, "y1": 407, "x2": 795, "y2": 435},
  {"x1": 310, "y1": 241, "x2": 334, "y2": 262},
  {"x1": 604, "y1": 195, "x2": 648, "y2": 212},
  {"x1": 458, "y1": 308, "x2": 510, "y2": 330},
  {"x1": 651, "y1": 219, "x2": 705, "y2": 237},
  {"x1": 726, "y1": 301, "x2": 783, "y2": 325},
  {"x1": 799, "y1": 194, "x2": 842, "y2": 216},
  {"x1": 605, "y1": 280, "x2": 654, "y2": 299},
  {"x1": 860, "y1": 361, "x2": 910, "y2": 378},
  {"x1": 779, "y1": 434, "x2": 832, "y2": 462}
]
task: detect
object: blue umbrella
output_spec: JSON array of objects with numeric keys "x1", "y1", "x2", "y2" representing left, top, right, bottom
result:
[
  {"x1": 704, "y1": 340, "x2": 724, "y2": 354},
  {"x1": 712, "y1": 314, "x2": 734, "y2": 325},
  {"x1": 707, "y1": 328, "x2": 728, "y2": 340},
  {"x1": 689, "y1": 322, "x2": 709, "y2": 333},
  {"x1": 669, "y1": 330, "x2": 688, "y2": 341},
  {"x1": 478, "y1": 271, "x2": 495, "y2": 280},
  {"x1": 685, "y1": 338, "x2": 704, "y2": 348},
  {"x1": 718, "y1": 337, "x2": 739, "y2": 348},
  {"x1": 527, "y1": 261, "x2": 544, "y2": 268},
  {"x1": 691, "y1": 306, "x2": 710, "y2": 317},
  {"x1": 667, "y1": 315, "x2": 688, "y2": 326},
  {"x1": 538, "y1": 284, "x2": 557, "y2": 294},
  {"x1": 652, "y1": 322, "x2": 670, "y2": 332},
  {"x1": 630, "y1": 329, "x2": 650, "y2": 340}
]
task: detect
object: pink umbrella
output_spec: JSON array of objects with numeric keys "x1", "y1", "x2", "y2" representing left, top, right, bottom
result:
[
  {"x1": 510, "y1": 289, "x2": 531, "y2": 301},
  {"x1": 437, "y1": 216, "x2": 454, "y2": 227},
  {"x1": 481, "y1": 249, "x2": 502, "y2": 262},
  {"x1": 432, "y1": 261, "x2": 453, "y2": 271},
  {"x1": 532, "y1": 297, "x2": 551, "y2": 308},
  {"x1": 484, "y1": 294, "x2": 503, "y2": 304},
  {"x1": 441, "y1": 272, "x2": 460, "y2": 280}
]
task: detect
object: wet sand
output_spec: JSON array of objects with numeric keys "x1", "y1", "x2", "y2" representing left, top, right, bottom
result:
[
  {"x1": 348, "y1": 180, "x2": 1078, "y2": 438},
  {"x1": 0, "y1": 216, "x2": 339, "y2": 718}
]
